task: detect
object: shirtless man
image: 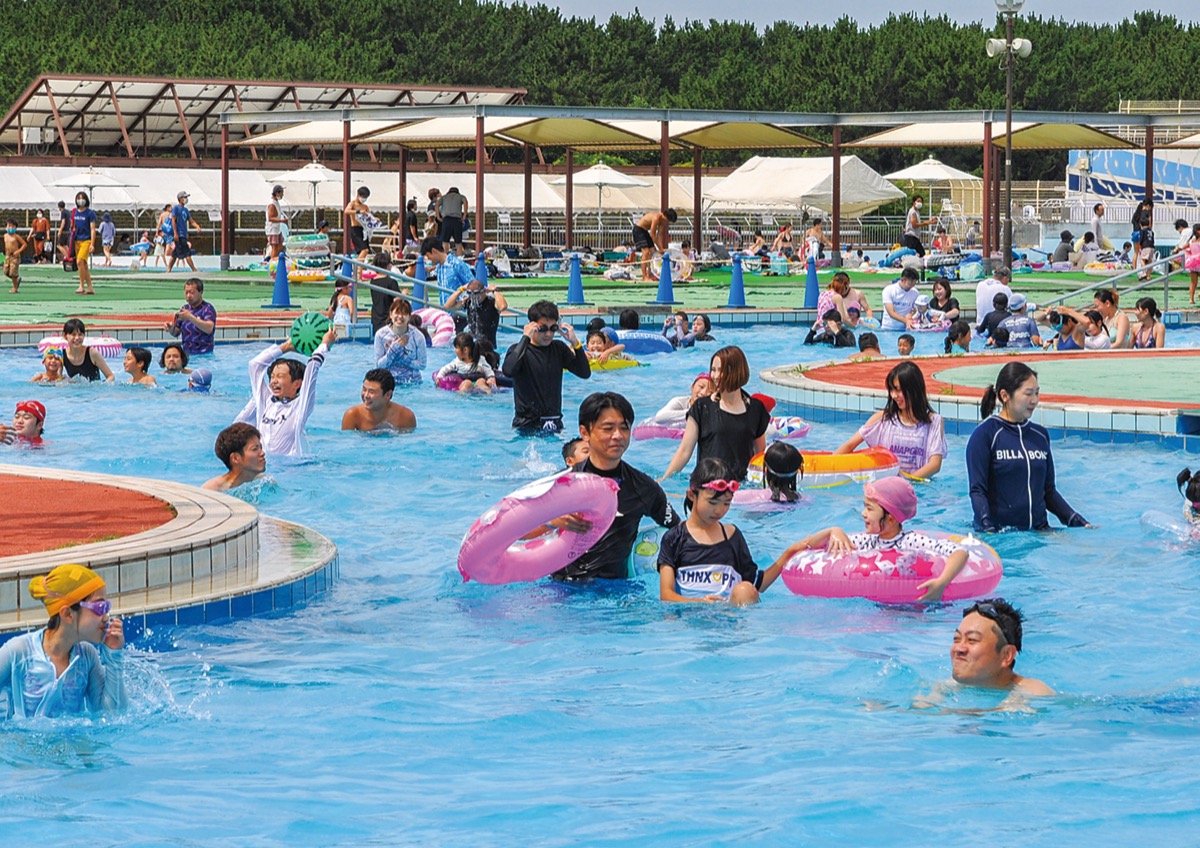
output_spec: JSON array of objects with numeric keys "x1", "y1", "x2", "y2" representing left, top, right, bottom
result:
[
  {"x1": 341, "y1": 368, "x2": 416, "y2": 432},
  {"x1": 203, "y1": 423, "x2": 267, "y2": 492},
  {"x1": 343, "y1": 186, "x2": 375, "y2": 278},
  {"x1": 950, "y1": 599, "x2": 1054, "y2": 695},
  {"x1": 632, "y1": 208, "x2": 678, "y2": 282}
]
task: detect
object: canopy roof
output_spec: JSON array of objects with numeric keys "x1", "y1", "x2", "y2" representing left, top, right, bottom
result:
[
  {"x1": 885, "y1": 157, "x2": 981, "y2": 182},
  {"x1": 704, "y1": 155, "x2": 905, "y2": 216},
  {"x1": 848, "y1": 121, "x2": 1136, "y2": 150}
]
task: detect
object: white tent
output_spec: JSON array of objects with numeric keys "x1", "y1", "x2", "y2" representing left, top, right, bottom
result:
[{"x1": 704, "y1": 156, "x2": 905, "y2": 216}]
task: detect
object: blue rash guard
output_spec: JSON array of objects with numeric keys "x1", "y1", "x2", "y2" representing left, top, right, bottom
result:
[{"x1": 966, "y1": 415, "x2": 1087, "y2": 532}]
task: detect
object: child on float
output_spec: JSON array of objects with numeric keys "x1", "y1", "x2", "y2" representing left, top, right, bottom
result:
[
  {"x1": 910, "y1": 295, "x2": 944, "y2": 329},
  {"x1": 0, "y1": 563, "x2": 126, "y2": 718},
  {"x1": 804, "y1": 476, "x2": 969, "y2": 602},
  {"x1": 434, "y1": 331, "x2": 498, "y2": 393},
  {"x1": 763, "y1": 441, "x2": 803, "y2": 503},
  {"x1": 585, "y1": 329, "x2": 631, "y2": 364},
  {"x1": 123, "y1": 346, "x2": 157, "y2": 387},
  {"x1": 647, "y1": 372, "x2": 714, "y2": 429},
  {"x1": 1176, "y1": 469, "x2": 1200, "y2": 529},
  {"x1": 31, "y1": 347, "x2": 66, "y2": 382},
  {"x1": 657, "y1": 457, "x2": 808, "y2": 605}
]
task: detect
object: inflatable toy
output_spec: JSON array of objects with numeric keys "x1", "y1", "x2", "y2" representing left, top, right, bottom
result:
[
  {"x1": 780, "y1": 531, "x2": 1002, "y2": 602},
  {"x1": 626, "y1": 524, "x2": 669, "y2": 578},
  {"x1": 632, "y1": 422, "x2": 685, "y2": 441},
  {"x1": 749, "y1": 447, "x2": 899, "y2": 489},
  {"x1": 1141, "y1": 510, "x2": 1200, "y2": 543},
  {"x1": 765, "y1": 416, "x2": 812, "y2": 440},
  {"x1": 38, "y1": 335, "x2": 123, "y2": 358},
  {"x1": 414, "y1": 307, "x2": 455, "y2": 347},
  {"x1": 457, "y1": 472, "x2": 619, "y2": 584},
  {"x1": 615, "y1": 329, "x2": 674, "y2": 356},
  {"x1": 588, "y1": 358, "x2": 642, "y2": 371},
  {"x1": 289, "y1": 311, "x2": 331, "y2": 355}
]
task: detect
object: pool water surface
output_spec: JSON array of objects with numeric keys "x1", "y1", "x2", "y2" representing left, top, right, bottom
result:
[{"x1": 1, "y1": 324, "x2": 1199, "y2": 845}]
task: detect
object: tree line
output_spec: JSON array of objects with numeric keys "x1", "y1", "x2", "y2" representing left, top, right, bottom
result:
[{"x1": 2, "y1": 3, "x2": 1196, "y2": 179}]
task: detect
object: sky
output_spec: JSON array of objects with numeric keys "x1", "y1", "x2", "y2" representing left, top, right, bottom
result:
[{"x1": 539, "y1": 1, "x2": 1191, "y2": 29}]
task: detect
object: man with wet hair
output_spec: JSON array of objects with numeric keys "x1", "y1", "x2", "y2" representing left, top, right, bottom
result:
[
  {"x1": 203, "y1": 423, "x2": 267, "y2": 492},
  {"x1": 632, "y1": 208, "x2": 678, "y2": 281},
  {"x1": 341, "y1": 368, "x2": 416, "y2": 432},
  {"x1": 950, "y1": 598, "x2": 1053, "y2": 695}
]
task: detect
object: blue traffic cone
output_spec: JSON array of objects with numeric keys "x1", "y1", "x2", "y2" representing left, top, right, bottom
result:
[
  {"x1": 726, "y1": 253, "x2": 754, "y2": 309},
  {"x1": 474, "y1": 253, "x2": 488, "y2": 288},
  {"x1": 804, "y1": 254, "x2": 819, "y2": 309},
  {"x1": 561, "y1": 253, "x2": 591, "y2": 306},
  {"x1": 412, "y1": 255, "x2": 427, "y2": 306},
  {"x1": 262, "y1": 249, "x2": 293, "y2": 309},
  {"x1": 648, "y1": 252, "x2": 679, "y2": 305}
]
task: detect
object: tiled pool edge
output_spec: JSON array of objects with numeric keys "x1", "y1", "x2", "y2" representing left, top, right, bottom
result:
[{"x1": 0, "y1": 464, "x2": 338, "y2": 641}]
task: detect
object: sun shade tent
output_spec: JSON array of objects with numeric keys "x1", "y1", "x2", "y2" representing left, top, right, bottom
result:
[
  {"x1": 847, "y1": 121, "x2": 1137, "y2": 151},
  {"x1": 704, "y1": 156, "x2": 906, "y2": 216}
]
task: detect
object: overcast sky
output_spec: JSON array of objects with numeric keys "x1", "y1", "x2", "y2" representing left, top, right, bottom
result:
[{"x1": 540, "y1": 1, "x2": 1190, "y2": 29}]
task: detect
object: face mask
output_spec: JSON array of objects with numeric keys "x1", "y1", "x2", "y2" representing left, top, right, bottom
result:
[
  {"x1": 36, "y1": 213, "x2": 43, "y2": 219},
  {"x1": 77, "y1": 199, "x2": 88, "y2": 208},
  {"x1": 914, "y1": 201, "x2": 922, "y2": 210},
  {"x1": 5, "y1": 228, "x2": 14, "y2": 234}
]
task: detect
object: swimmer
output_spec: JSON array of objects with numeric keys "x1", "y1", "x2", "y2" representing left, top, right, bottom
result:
[
  {"x1": 897, "y1": 333, "x2": 915, "y2": 356},
  {"x1": 944, "y1": 320, "x2": 972, "y2": 354},
  {"x1": 61, "y1": 318, "x2": 114, "y2": 382},
  {"x1": 203, "y1": 422, "x2": 267, "y2": 492},
  {"x1": 806, "y1": 477, "x2": 968, "y2": 602},
  {"x1": 1176, "y1": 468, "x2": 1200, "y2": 528},
  {"x1": 31, "y1": 347, "x2": 66, "y2": 382},
  {"x1": 657, "y1": 457, "x2": 808, "y2": 605},
  {"x1": 235, "y1": 327, "x2": 337, "y2": 457},
  {"x1": 585, "y1": 329, "x2": 630, "y2": 364},
  {"x1": 0, "y1": 563, "x2": 127, "y2": 718},
  {"x1": 835, "y1": 360, "x2": 946, "y2": 479},
  {"x1": 0, "y1": 400, "x2": 47, "y2": 446},
  {"x1": 763, "y1": 441, "x2": 803, "y2": 503},
  {"x1": 183, "y1": 368, "x2": 212, "y2": 393},
  {"x1": 159, "y1": 342, "x2": 191, "y2": 374},
  {"x1": 341, "y1": 368, "x2": 416, "y2": 432},
  {"x1": 647, "y1": 372, "x2": 715, "y2": 428},
  {"x1": 847, "y1": 332, "x2": 883, "y2": 362},
  {"x1": 562, "y1": 437, "x2": 589, "y2": 467},
  {"x1": 123, "y1": 346, "x2": 157, "y2": 387},
  {"x1": 948, "y1": 599, "x2": 1054, "y2": 695},
  {"x1": 434, "y1": 332, "x2": 498, "y2": 394}
]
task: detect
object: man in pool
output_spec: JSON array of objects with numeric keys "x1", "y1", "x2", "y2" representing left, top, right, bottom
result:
[
  {"x1": 501, "y1": 300, "x2": 590, "y2": 435},
  {"x1": 950, "y1": 598, "x2": 1053, "y2": 695},
  {"x1": 164, "y1": 277, "x2": 217, "y2": 355},
  {"x1": 549, "y1": 391, "x2": 680, "y2": 581},
  {"x1": 341, "y1": 368, "x2": 416, "y2": 432},
  {"x1": 203, "y1": 423, "x2": 267, "y2": 492},
  {"x1": 234, "y1": 326, "x2": 337, "y2": 458}
]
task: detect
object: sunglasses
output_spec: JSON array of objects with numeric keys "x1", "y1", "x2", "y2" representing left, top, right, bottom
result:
[
  {"x1": 535, "y1": 323, "x2": 559, "y2": 333},
  {"x1": 701, "y1": 479, "x2": 740, "y2": 493},
  {"x1": 79, "y1": 599, "x2": 111, "y2": 617}
]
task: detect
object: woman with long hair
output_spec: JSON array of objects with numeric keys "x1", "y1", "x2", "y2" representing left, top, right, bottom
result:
[{"x1": 835, "y1": 360, "x2": 946, "y2": 479}]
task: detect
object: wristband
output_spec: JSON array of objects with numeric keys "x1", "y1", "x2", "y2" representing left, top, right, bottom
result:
[{"x1": 573, "y1": 341, "x2": 583, "y2": 350}]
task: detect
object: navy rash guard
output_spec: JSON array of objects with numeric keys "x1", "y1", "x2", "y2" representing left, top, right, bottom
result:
[{"x1": 966, "y1": 415, "x2": 1087, "y2": 532}]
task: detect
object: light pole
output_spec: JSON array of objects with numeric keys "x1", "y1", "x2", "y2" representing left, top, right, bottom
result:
[{"x1": 987, "y1": 0, "x2": 1031, "y2": 270}]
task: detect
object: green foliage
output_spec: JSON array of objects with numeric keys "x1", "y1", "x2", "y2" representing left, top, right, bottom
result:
[{"x1": 3, "y1": 4, "x2": 1198, "y2": 179}]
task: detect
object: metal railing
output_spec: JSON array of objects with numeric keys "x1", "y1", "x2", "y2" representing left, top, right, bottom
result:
[{"x1": 1037, "y1": 250, "x2": 1184, "y2": 311}]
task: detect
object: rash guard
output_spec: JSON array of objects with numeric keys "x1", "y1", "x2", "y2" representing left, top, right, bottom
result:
[
  {"x1": 501, "y1": 337, "x2": 590, "y2": 431},
  {"x1": 235, "y1": 343, "x2": 327, "y2": 458},
  {"x1": 966, "y1": 415, "x2": 1087, "y2": 531},
  {"x1": 0, "y1": 630, "x2": 126, "y2": 718}
]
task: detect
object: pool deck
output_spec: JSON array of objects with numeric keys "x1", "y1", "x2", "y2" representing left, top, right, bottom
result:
[
  {"x1": 761, "y1": 349, "x2": 1200, "y2": 449},
  {"x1": 0, "y1": 465, "x2": 338, "y2": 640}
]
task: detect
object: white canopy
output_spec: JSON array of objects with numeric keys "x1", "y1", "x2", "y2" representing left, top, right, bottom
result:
[
  {"x1": 704, "y1": 156, "x2": 905, "y2": 216},
  {"x1": 885, "y1": 157, "x2": 980, "y2": 183}
]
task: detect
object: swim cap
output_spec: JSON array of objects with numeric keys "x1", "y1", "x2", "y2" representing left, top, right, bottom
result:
[
  {"x1": 42, "y1": 347, "x2": 64, "y2": 361},
  {"x1": 29, "y1": 564, "x2": 105, "y2": 617},
  {"x1": 15, "y1": 400, "x2": 45, "y2": 423},
  {"x1": 692, "y1": 372, "x2": 711, "y2": 385},
  {"x1": 188, "y1": 368, "x2": 213, "y2": 390},
  {"x1": 864, "y1": 477, "x2": 918, "y2": 524}
]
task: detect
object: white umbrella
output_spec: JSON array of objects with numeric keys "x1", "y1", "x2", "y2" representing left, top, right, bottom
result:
[
  {"x1": 884, "y1": 157, "x2": 981, "y2": 183},
  {"x1": 552, "y1": 162, "x2": 650, "y2": 234},
  {"x1": 47, "y1": 167, "x2": 136, "y2": 191},
  {"x1": 270, "y1": 162, "x2": 342, "y2": 233}
]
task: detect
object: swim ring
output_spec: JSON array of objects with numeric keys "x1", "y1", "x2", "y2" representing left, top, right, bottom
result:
[
  {"x1": 1140, "y1": 510, "x2": 1200, "y2": 543},
  {"x1": 38, "y1": 335, "x2": 123, "y2": 358},
  {"x1": 765, "y1": 416, "x2": 812, "y2": 440},
  {"x1": 588, "y1": 358, "x2": 642, "y2": 371},
  {"x1": 130, "y1": 241, "x2": 152, "y2": 253},
  {"x1": 457, "y1": 472, "x2": 620, "y2": 584},
  {"x1": 615, "y1": 330, "x2": 674, "y2": 356},
  {"x1": 780, "y1": 531, "x2": 1002, "y2": 602},
  {"x1": 910, "y1": 320, "x2": 951, "y2": 333},
  {"x1": 414, "y1": 307, "x2": 455, "y2": 347},
  {"x1": 632, "y1": 421, "x2": 685, "y2": 441},
  {"x1": 856, "y1": 317, "x2": 881, "y2": 330},
  {"x1": 626, "y1": 523, "x2": 669, "y2": 578},
  {"x1": 730, "y1": 487, "x2": 806, "y2": 509},
  {"x1": 435, "y1": 374, "x2": 508, "y2": 393},
  {"x1": 748, "y1": 446, "x2": 899, "y2": 489}
]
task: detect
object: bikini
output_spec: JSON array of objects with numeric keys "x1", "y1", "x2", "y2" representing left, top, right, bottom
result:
[{"x1": 1133, "y1": 322, "x2": 1158, "y2": 349}]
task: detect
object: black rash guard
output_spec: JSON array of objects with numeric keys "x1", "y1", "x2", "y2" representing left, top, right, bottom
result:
[{"x1": 501, "y1": 336, "x2": 590, "y2": 431}]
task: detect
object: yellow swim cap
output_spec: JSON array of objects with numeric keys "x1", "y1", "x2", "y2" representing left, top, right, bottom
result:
[{"x1": 28, "y1": 564, "x2": 106, "y2": 618}]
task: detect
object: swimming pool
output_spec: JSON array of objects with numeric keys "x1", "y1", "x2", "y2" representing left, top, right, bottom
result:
[{"x1": 2, "y1": 325, "x2": 1199, "y2": 844}]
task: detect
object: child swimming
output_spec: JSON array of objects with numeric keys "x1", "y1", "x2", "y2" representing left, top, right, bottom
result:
[
  {"x1": 434, "y1": 331, "x2": 497, "y2": 393},
  {"x1": 656, "y1": 457, "x2": 808, "y2": 605},
  {"x1": 1177, "y1": 468, "x2": 1200, "y2": 527},
  {"x1": 764, "y1": 441, "x2": 803, "y2": 503},
  {"x1": 31, "y1": 347, "x2": 66, "y2": 382},
  {"x1": 585, "y1": 329, "x2": 630, "y2": 364},
  {"x1": 123, "y1": 346, "x2": 157, "y2": 387},
  {"x1": 804, "y1": 477, "x2": 969, "y2": 602}
]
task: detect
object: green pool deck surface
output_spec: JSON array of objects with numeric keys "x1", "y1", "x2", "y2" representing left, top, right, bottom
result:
[
  {"x1": 1, "y1": 263, "x2": 1195, "y2": 329},
  {"x1": 933, "y1": 357, "x2": 1200, "y2": 406}
]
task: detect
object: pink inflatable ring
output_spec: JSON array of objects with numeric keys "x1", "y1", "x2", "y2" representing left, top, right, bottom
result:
[
  {"x1": 780, "y1": 531, "x2": 1002, "y2": 603},
  {"x1": 457, "y1": 472, "x2": 620, "y2": 584},
  {"x1": 39, "y1": 335, "x2": 123, "y2": 358}
]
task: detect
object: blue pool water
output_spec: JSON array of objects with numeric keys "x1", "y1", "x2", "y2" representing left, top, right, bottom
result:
[{"x1": 2, "y1": 325, "x2": 1200, "y2": 844}]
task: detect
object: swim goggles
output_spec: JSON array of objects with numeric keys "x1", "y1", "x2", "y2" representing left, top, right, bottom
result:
[
  {"x1": 78, "y1": 599, "x2": 111, "y2": 617},
  {"x1": 962, "y1": 601, "x2": 1018, "y2": 649},
  {"x1": 701, "y1": 480, "x2": 740, "y2": 493}
]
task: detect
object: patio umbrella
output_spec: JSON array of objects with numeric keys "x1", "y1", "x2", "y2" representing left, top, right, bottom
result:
[
  {"x1": 884, "y1": 157, "x2": 980, "y2": 183},
  {"x1": 551, "y1": 162, "x2": 650, "y2": 235},
  {"x1": 47, "y1": 167, "x2": 136, "y2": 191},
  {"x1": 269, "y1": 162, "x2": 342, "y2": 232}
]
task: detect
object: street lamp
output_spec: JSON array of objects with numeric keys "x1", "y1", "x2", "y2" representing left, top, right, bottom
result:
[{"x1": 986, "y1": 0, "x2": 1032, "y2": 269}]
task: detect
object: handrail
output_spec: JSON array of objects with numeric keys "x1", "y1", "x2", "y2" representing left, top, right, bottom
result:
[{"x1": 1037, "y1": 250, "x2": 1184, "y2": 309}]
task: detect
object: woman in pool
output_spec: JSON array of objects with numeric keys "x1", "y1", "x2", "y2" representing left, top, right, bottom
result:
[
  {"x1": 1092, "y1": 288, "x2": 1131, "y2": 348},
  {"x1": 834, "y1": 360, "x2": 946, "y2": 479},
  {"x1": 944, "y1": 320, "x2": 972, "y2": 354},
  {"x1": 930, "y1": 279, "x2": 960, "y2": 321},
  {"x1": 1132, "y1": 296, "x2": 1166, "y2": 349},
  {"x1": 0, "y1": 563, "x2": 126, "y2": 718},
  {"x1": 657, "y1": 458, "x2": 808, "y2": 605},
  {"x1": 966, "y1": 361, "x2": 1089, "y2": 532},
  {"x1": 123, "y1": 346, "x2": 157, "y2": 387},
  {"x1": 159, "y1": 342, "x2": 191, "y2": 374},
  {"x1": 61, "y1": 318, "x2": 114, "y2": 382},
  {"x1": 31, "y1": 347, "x2": 66, "y2": 382},
  {"x1": 661, "y1": 346, "x2": 769, "y2": 483}
]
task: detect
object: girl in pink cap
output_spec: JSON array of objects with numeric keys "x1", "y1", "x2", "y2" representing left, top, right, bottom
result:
[{"x1": 803, "y1": 476, "x2": 969, "y2": 602}]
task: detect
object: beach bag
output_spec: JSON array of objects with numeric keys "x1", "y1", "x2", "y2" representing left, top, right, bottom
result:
[{"x1": 958, "y1": 261, "x2": 984, "y2": 281}]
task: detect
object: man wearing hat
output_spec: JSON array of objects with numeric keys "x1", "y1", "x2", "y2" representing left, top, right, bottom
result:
[
  {"x1": 0, "y1": 563, "x2": 126, "y2": 717},
  {"x1": 974, "y1": 266, "x2": 1013, "y2": 332},
  {"x1": 998, "y1": 292, "x2": 1042, "y2": 348},
  {"x1": 266, "y1": 184, "x2": 289, "y2": 262},
  {"x1": 166, "y1": 191, "x2": 201, "y2": 274}
]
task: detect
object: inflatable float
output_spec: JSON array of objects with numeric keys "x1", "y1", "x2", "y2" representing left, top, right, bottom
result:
[
  {"x1": 414, "y1": 307, "x2": 456, "y2": 347},
  {"x1": 633, "y1": 414, "x2": 810, "y2": 442},
  {"x1": 457, "y1": 472, "x2": 619, "y2": 584},
  {"x1": 587, "y1": 357, "x2": 642, "y2": 371},
  {"x1": 38, "y1": 335, "x2": 123, "y2": 358},
  {"x1": 615, "y1": 329, "x2": 674, "y2": 356},
  {"x1": 1141, "y1": 510, "x2": 1200, "y2": 543},
  {"x1": 780, "y1": 531, "x2": 1003, "y2": 602},
  {"x1": 748, "y1": 446, "x2": 899, "y2": 489}
]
